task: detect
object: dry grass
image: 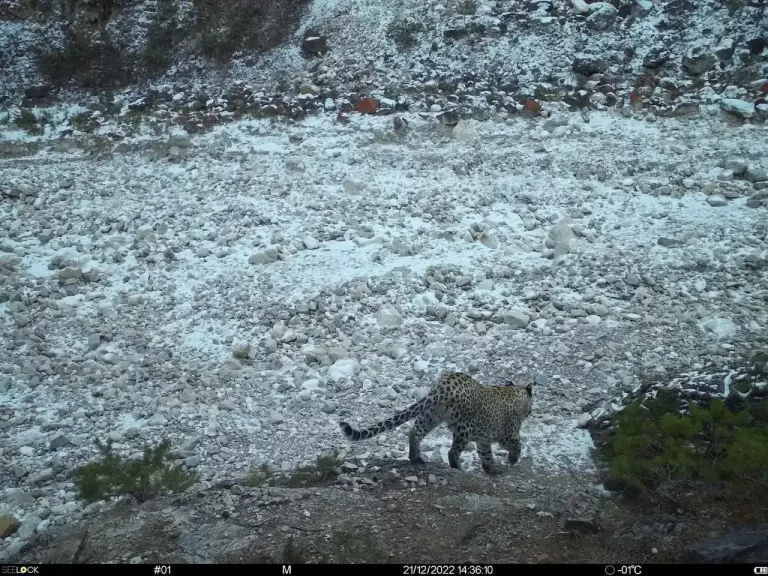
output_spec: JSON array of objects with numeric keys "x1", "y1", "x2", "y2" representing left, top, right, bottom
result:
[
  {"x1": 533, "y1": 472, "x2": 768, "y2": 564},
  {"x1": 672, "y1": 479, "x2": 768, "y2": 528},
  {"x1": 542, "y1": 532, "x2": 662, "y2": 564}
]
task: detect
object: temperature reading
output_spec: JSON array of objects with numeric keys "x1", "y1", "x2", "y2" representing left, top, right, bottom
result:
[{"x1": 606, "y1": 565, "x2": 642, "y2": 575}]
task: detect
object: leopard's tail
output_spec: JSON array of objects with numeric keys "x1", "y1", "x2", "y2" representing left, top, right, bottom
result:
[{"x1": 339, "y1": 396, "x2": 433, "y2": 441}]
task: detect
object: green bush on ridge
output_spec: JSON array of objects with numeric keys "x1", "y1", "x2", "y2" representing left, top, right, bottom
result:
[{"x1": 595, "y1": 388, "x2": 768, "y2": 491}]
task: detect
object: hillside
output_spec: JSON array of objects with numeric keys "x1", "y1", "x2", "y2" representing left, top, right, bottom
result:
[{"x1": 1, "y1": 0, "x2": 768, "y2": 564}]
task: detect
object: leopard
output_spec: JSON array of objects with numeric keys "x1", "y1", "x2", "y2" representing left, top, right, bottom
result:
[{"x1": 339, "y1": 372, "x2": 533, "y2": 474}]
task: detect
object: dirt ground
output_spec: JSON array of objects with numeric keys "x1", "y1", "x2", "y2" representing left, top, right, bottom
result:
[{"x1": 8, "y1": 455, "x2": 758, "y2": 565}]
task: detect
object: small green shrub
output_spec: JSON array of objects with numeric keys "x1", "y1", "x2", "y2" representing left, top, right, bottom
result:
[
  {"x1": 245, "y1": 463, "x2": 275, "y2": 487},
  {"x1": 386, "y1": 17, "x2": 425, "y2": 50},
  {"x1": 282, "y1": 450, "x2": 342, "y2": 487},
  {"x1": 73, "y1": 438, "x2": 197, "y2": 503},
  {"x1": 14, "y1": 109, "x2": 38, "y2": 131},
  {"x1": 327, "y1": 529, "x2": 389, "y2": 563},
  {"x1": 458, "y1": 0, "x2": 478, "y2": 16},
  {"x1": 97, "y1": 92, "x2": 121, "y2": 116},
  {"x1": 750, "y1": 351, "x2": 768, "y2": 379},
  {"x1": 69, "y1": 112, "x2": 94, "y2": 132},
  {"x1": 247, "y1": 451, "x2": 343, "y2": 488},
  {"x1": 595, "y1": 392, "x2": 768, "y2": 491}
]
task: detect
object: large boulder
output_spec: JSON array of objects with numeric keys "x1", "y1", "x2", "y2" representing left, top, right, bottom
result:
[
  {"x1": 301, "y1": 29, "x2": 329, "y2": 56},
  {"x1": 684, "y1": 528, "x2": 768, "y2": 563}
]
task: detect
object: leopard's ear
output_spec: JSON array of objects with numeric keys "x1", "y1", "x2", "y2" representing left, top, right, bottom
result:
[{"x1": 526, "y1": 383, "x2": 532, "y2": 396}]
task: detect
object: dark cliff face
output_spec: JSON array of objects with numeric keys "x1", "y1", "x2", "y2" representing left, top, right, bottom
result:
[
  {"x1": 0, "y1": 0, "x2": 314, "y2": 96},
  {"x1": 1, "y1": 0, "x2": 767, "y2": 116}
]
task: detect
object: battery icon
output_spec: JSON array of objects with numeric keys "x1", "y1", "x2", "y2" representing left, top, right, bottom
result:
[{"x1": 754, "y1": 568, "x2": 767, "y2": 574}]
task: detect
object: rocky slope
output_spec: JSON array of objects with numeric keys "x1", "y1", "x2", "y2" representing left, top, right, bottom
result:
[
  {"x1": 0, "y1": 0, "x2": 767, "y2": 563},
  {"x1": 0, "y1": 1, "x2": 766, "y2": 124}
]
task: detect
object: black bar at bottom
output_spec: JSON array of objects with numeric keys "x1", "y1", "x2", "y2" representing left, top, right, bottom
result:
[{"x1": 1, "y1": 564, "x2": 766, "y2": 574}]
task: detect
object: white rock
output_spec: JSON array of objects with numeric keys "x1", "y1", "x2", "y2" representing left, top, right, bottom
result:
[
  {"x1": 303, "y1": 236, "x2": 320, "y2": 250},
  {"x1": 168, "y1": 129, "x2": 191, "y2": 148},
  {"x1": 700, "y1": 317, "x2": 737, "y2": 340},
  {"x1": 390, "y1": 342, "x2": 408, "y2": 359},
  {"x1": 706, "y1": 194, "x2": 727, "y2": 207},
  {"x1": 451, "y1": 119, "x2": 477, "y2": 141},
  {"x1": 300, "y1": 344, "x2": 327, "y2": 362},
  {"x1": 232, "y1": 344, "x2": 251, "y2": 359},
  {"x1": 148, "y1": 413, "x2": 167, "y2": 426},
  {"x1": 328, "y1": 358, "x2": 361, "y2": 381},
  {"x1": 249, "y1": 247, "x2": 279, "y2": 265},
  {"x1": 633, "y1": 0, "x2": 653, "y2": 15},
  {"x1": 503, "y1": 310, "x2": 530, "y2": 328},
  {"x1": 286, "y1": 157, "x2": 306, "y2": 172},
  {"x1": 720, "y1": 98, "x2": 755, "y2": 118},
  {"x1": 126, "y1": 294, "x2": 143, "y2": 306},
  {"x1": 58, "y1": 266, "x2": 83, "y2": 280},
  {"x1": 343, "y1": 178, "x2": 366, "y2": 194},
  {"x1": 549, "y1": 221, "x2": 576, "y2": 245},
  {"x1": 479, "y1": 232, "x2": 499, "y2": 249},
  {"x1": 301, "y1": 379, "x2": 323, "y2": 392},
  {"x1": 586, "y1": 2, "x2": 618, "y2": 30},
  {"x1": 268, "y1": 410, "x2": 284, "y2": 425},
  {"x1": 16, "y1": 515, "x2": 42, "y2": 539},
  {"x1": 16, "y1": 182, "x2": 37, "y2": 196},
  {"x1": 411, "y1": 292, "x2": 439, "y2": 313},
  {"x1": 279, "y1": 329, "x2": 297, "y2": 343},
  {"x1": 577, "y1": 413, "x2": 591, "y2": 428},
  {"x1": 477, "y1": 279, "x2": 494, "y2": 291},
  {"x1": 299, "y1": 82, "x2": 319, "y2": 95},
  {"x1": 571, "y1": 0, "x2": 589, "y2": 14},
  {"x1": 376, "y1": 303, "x2": 404, "y2": 327},
  {"x1": 414, "y1": 360, "x2": 430, "y2": 372}
]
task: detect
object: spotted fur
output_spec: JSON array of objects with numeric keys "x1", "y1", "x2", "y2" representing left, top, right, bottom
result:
[{"x1": 339, "y1": 372, "x2": 533, "y2": 474}]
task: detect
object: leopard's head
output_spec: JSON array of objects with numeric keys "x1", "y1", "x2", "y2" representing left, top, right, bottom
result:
[
  {"x1": 524, "y1": 382, "x2": 533, "y2": 417},
  {"x1": 504, "y1": 378, "x2": 533, "y2": 417}
]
